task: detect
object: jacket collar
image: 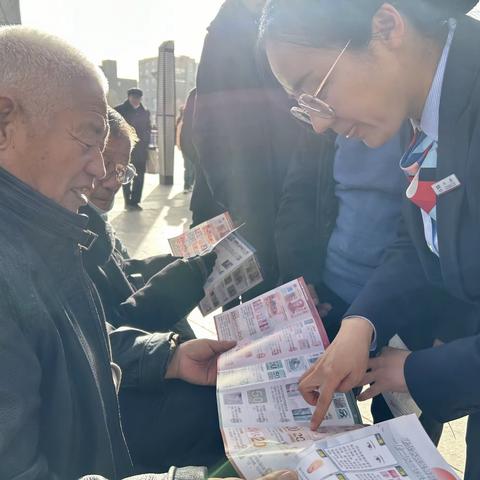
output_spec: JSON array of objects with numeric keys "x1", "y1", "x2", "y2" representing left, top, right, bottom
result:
[
  {"x1": 420, "y1": 19, "x2": 456, "y2": 141},
  {"x1": 0, "y1": 166, "x2": 97, "y2": 250},
  {"x1": 439, "y1": 16, "x2": 480, "y2": 146},
  {"x1": 122, "y1": 99, "x2": 145, "y2": 113},
  {"x1": 80, "y1": 204, "x2": 115, "y2": 267}
]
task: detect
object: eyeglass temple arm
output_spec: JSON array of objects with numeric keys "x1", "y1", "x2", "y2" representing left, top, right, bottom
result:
[{"x1": 314, "y1": 40, "x2": 351, "y2": 98}]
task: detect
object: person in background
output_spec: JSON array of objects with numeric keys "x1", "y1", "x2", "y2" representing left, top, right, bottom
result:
[
  {"x1": 115, "y1": 87, "x2": 151, "y2": 210},
  {"x1": 176, "y1": 103, "x2": 196, "y2": 193},
  {"x1": 277, "y1": 128, "x2": 409, "y2": 341},
  {"x1": 261, "y1": 0, "x2": 480, "y2": 477},
  {"x1": 193, "y1": 0, "x2": 303, "y2": 298},
  {"x1": 182, "y1": 88, "x2": 224, "y2": 227}
]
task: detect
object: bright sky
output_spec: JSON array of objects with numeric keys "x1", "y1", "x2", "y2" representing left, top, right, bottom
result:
[
  {"x1": 19, "y1": 1, "x2": 480, "y2": 81},
  {"x1": 21, "y1": 0, "x2": 225, "y2": 80}
]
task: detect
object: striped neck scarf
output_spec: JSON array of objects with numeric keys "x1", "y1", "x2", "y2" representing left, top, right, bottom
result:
[{"x1": 400, "y1": 129, "x2": 438, "y2": 222}]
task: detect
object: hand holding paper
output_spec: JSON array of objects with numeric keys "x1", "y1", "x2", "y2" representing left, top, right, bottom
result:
[
  {"x1": 299, "y1": 317, "x2": 373, "y2": 430},
  {"x1": 166, "y1": 339, "x2": 236, "y2": 386},
  {"x1": 168, "y1": 213, "x2": 263, "y2": 315},
  {"x1": 357, "y1": 346, "x2": 411, "y2": 401}
]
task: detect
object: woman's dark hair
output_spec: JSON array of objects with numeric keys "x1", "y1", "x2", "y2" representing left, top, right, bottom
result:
[{"x1": 259, "y1": 0, "x2": 478, "y2": 49}]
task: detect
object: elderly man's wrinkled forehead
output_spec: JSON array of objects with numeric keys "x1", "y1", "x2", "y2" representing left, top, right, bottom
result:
[{"x1": 61, "y1": 76, "x2": 109, "y2": 148}]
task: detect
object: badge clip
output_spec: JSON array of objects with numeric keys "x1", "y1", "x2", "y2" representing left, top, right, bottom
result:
[{"x1": 431, "y1": 174, "x2": 461, "y2": 196}]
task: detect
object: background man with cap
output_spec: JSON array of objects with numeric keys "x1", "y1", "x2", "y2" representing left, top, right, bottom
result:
[{"x1": 115, "y1": 88, "x2": 151, "y2": 209}]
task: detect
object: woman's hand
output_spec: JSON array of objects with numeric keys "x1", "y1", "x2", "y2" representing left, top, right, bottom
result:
[
  {"x1": 357, "y1": 346, "x2": 411, "y2": 401},
  {"x1": 299, "y1": 317, "x2": 373, "y2": 430}
]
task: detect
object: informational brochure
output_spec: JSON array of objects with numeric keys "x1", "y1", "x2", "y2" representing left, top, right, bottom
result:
[
  {"x1": 214, "y1": 279, "x2": 362, "y2": 478},
  {"x1": 168, "y1": 213, "x2": 263, "y2": 315},
  {"x1": 295, "y1": 415, "x2": 459, "y2": 480},
  {"x1": 168, "y1": 212, "x2": 235, "y2": 258}
]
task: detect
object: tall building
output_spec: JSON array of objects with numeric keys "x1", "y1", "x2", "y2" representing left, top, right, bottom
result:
[
  {"x1": 139, "y1": 48, "x2": 197, "y2": 120},
  {"x1": 175, "y1": 55, "x2": 197, "y2": 111},
  {"x1": 138, "y1": 56, "x2": 158, "y2": 120},
  {"x1": 156, "y1": 41, "x2": 176, "y2": 186},
  {"x1": 100, "y1": 60, "x2": 137, "y2": 108},
  {"x1": 0, "y1": 0, "x2": 21, "y2": 25}
]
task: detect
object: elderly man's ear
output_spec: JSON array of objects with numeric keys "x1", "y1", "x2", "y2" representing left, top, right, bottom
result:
[{"x1": 0, "y1": 96, "x2": 17, "y2": 152}]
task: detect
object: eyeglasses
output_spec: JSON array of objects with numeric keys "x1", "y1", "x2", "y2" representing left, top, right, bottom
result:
[
  {"x1": 103, "y1": 163, "x2": 137, "y2": 185},
  {"x1": 290, "y1": 40, "x2": 351, "y2": 128}
]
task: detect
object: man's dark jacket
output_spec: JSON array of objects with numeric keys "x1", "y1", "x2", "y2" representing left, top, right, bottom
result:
[
  {"x1": 193, "y1": 0, "x2": 302, "y2": 295},
  {"x1": 345, "y1": 17, "x2": 480, "y2": 479},
  {"x1": 115, "y1": 101, "x2": 151, "y2": 173},
  {"x1": 0, "y1": 167, "x2": 205, "y2": 480},
  {"x1": 275, "y1": 130, "x2": 337, "y2": 286},
  {"x1": 181, "y1": 89, "x2": 224, "y2": 227}
]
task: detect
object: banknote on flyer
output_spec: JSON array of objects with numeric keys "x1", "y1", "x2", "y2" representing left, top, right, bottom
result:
[{"x1": 168, "y1": 212, "x2": 236, "y2": 258}]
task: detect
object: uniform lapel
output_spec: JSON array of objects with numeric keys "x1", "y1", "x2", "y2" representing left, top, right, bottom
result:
[{"x1": 436, "y1": 17, "x2": 480, "y2": 297}]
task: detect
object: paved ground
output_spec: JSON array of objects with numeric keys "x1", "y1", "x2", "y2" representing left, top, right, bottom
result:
[{"x1": 109, "y1": 151, "x2": 468, "y2": 478}]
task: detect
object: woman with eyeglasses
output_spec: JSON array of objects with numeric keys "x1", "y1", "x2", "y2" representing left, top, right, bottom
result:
[{"x1": 260, "y1": 0, "x2": 480, "y2": 477}]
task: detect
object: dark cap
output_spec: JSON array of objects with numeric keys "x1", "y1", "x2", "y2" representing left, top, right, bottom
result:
[{"x1": 128, "y1": 88, "x2": 143, "y2": 97}]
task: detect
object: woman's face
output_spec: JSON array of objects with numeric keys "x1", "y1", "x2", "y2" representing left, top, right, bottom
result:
[{"x1": 266, "y1": 39, "x2": 410, "y2": 148}]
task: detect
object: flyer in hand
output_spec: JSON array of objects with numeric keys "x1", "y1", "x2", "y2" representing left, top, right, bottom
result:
[
  {"x1": 214, "y1": 279, "x2": 458, "y2": 480},
  {"x1": 168, "y1": 212, "x2": 263, "y2": 315},
  {"x1": 214, "y1": 278, "x2": 362, "y2": 478}
]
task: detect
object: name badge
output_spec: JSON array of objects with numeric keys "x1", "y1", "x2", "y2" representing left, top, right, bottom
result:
[{"x1": 431, "y1": 174, "x2": 461, "y2": 196}]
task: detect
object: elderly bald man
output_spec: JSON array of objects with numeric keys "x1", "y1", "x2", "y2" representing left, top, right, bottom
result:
[{"x1": 0, "y1": 26, "x2": 244, "y2": 480}]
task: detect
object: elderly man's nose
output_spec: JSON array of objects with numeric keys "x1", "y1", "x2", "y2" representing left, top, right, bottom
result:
[{"x1": 86, "y1": 148, "x2": 107, "y2": 180}]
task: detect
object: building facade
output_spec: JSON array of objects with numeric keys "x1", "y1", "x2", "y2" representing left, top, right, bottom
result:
[
  {"x1": 139, "y1": 47, "x2": 197, "y2": 121},
  {"x1": 175, "y1": 55, "x2": 197, "y2": 112},
  {"x1": 0, "y1": 0, "x2": 21, "y2": 25},
  {"x1": 138, "y1": 56, "x2": 158, "y2": 121},
  {"x1": 100, "y1": 60, "x2": 137, "y2": 108}
]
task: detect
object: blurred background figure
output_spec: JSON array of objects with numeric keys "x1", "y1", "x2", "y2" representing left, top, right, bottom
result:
[
  {"x1": 193, "y1": 0, "x2": 303, "y2": 298},
  {"x1": 115, "y1": 87, "x2": 151, "y2": 210},
  {"x1": 176, "y1": 99, "x2": 196, "y2": 193},
  {"x1": 179, "y1": 88, "x2": 224, "y2": 226}
]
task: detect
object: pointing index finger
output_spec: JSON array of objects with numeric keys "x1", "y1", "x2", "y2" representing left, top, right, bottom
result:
[{"x1": 310, "y1": 378, "x2": 337, "y2": 430}]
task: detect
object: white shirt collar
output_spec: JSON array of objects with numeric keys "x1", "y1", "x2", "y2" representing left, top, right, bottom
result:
[{"x1": 420, "y1": 19, "x2": 457, "y2": 141}]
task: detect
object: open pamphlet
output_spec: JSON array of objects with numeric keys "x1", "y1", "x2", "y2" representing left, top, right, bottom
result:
[
  {"x1": 296, "y1": 415, "x2": 459, "y2": 480},
  {"x1": 168, "y1": 212, "x2": 263, "y2": 315},
  {"x1": 214, "y1": 279, "x2": 458, "y2": 480},
  {"x1": 214, "y1": 278, "x2": 362, "y2": 478}
]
